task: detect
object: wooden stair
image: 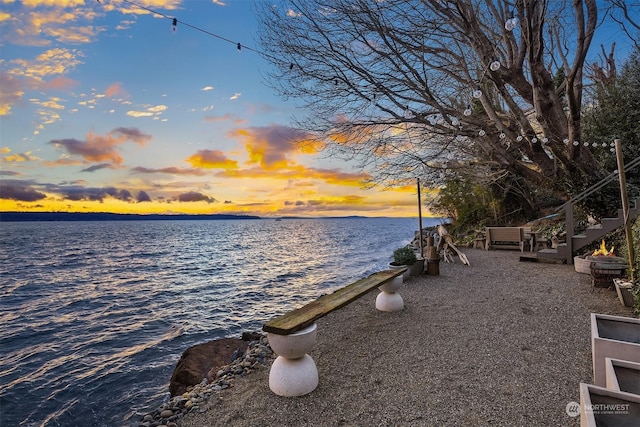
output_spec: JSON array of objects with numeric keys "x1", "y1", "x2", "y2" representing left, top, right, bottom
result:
[{"x1": 537, "y1": 199, "x2": 640, "y2": 264}]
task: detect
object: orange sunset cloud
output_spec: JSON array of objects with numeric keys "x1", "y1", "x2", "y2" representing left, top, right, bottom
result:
[{"x1": 186, "y1": 149, "x2": 239, "y2": 170}]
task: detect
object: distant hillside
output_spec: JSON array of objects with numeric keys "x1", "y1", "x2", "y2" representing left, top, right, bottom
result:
[{"x1": 0, "y1": 212, "x2": 261, "y2": 222}]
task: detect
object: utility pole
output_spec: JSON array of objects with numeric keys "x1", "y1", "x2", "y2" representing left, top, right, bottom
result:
[
  {"x1": 615, "y1": 139, "x2": 635, "y2": 281},
  {"x1": 417, "y1": 178, "x2": 424, "y2": 259}
]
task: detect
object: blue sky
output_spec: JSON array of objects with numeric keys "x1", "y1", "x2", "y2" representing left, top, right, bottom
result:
[{"x1": 0, "y1": 0, "x2": 419, "y2": 217}]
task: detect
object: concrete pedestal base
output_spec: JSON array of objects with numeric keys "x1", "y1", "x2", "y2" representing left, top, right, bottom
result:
[
  {"x1": 269, "y1": 354, "x2": 318, "y2": 397},
  {"x1": 376, "y1": 276, "x2": 404, "y2": 312},
  {"x1": 267, "y1": 323, "x2": 319, "y2": 396}
]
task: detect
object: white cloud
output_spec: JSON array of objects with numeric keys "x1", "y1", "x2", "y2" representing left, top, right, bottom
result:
[{"x1": 230, "y1": 92, "x2": 241, "y2": 100}]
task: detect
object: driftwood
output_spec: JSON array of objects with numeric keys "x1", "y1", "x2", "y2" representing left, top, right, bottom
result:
[{"x1": 436, "y1": 225, "x2": 470, "y2": 266}]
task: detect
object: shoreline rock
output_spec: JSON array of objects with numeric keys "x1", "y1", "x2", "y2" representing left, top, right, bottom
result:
[{"x1": 139, "y1": 333, "x2": 274, "y2": 427}]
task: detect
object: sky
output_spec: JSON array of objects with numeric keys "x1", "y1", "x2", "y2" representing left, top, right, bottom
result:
[
  {"x1": 0, "y1": 1, "x2": 637, "y2": 218},
  {"x1": 0, "y1": 0, "x2": 421, "y2": 217}
]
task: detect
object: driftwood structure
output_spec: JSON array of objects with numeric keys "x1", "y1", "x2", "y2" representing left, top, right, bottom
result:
[{"x1": 436, "y1": 225, "x2": 470, "y2": 266}]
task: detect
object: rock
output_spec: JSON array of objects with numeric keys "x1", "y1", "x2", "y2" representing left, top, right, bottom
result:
[
  {"x1": 168, "y1": 338, "x2": 248, "y2": 396},
  {"x1": 160, "y1": 409, "x2": 174, "y2": 418},
  {"x1": 242, "y1": 331, "x2": 262, "y2": 341}
]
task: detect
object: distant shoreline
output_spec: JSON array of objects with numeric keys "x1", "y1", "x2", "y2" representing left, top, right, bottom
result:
[
  {"x1": 0, "y1": 212, "x2": 261, "y2": 222},
  {"x1": 0, "y1": 212, "x2": 418, "y2": 222}
]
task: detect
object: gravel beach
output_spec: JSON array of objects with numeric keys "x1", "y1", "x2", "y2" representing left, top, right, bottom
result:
[{"x1": 176, "y1": 248, "x2": 634, "y2": 427}]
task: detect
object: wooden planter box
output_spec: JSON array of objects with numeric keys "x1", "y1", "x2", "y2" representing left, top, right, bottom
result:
[
  {"x1": 591, "y1": 313, "x2": 640, "y2": 387},
  {"x1": 605, "y1": 358, "x2": 640, "y2": 395},
  {"x1": 579, "y1": 383, "x2": 640, "y2": 427}
]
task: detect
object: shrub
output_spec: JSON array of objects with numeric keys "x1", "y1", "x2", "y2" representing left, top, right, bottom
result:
[{"x1": 393, "y1": 246, "x2": 417, "y2": 266}]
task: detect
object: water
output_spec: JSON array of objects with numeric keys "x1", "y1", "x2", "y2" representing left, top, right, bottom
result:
[{"x1": 0, "y1": 217, "x2": 445, "y2": 426}]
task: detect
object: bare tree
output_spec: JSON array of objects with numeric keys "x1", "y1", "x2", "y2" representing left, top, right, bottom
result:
[{"x1": 256, "y1": 0, "x2": 608, "y2": 208}]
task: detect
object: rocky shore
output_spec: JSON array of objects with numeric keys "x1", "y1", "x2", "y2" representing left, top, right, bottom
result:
[{"x1": 138, "y1": 335, "x2": 274, "y2": 427}]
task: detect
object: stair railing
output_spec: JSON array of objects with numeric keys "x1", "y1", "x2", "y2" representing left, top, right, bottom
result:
[{"x1": 554, "y1": 155, "x2": 640, "y2": 261}]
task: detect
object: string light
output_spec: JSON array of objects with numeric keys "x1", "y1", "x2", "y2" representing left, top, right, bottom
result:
[
  {"x1": 103, "y1": 0, "x2": 276, "y2": 61},
  {"x1": 121, "y1": 0, "x2": 599, "y2": 157}
]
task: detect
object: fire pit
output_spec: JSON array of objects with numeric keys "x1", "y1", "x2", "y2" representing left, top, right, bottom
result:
[
  {"x1": 584, "y1": 240, "x2": 627, "y2": 287},
  {"x1": 574, "y1": 240, "x2": 626, "y2": 274}
]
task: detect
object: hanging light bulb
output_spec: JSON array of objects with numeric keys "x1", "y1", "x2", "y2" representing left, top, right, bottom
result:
[
  {"x1": 451, "y1": 117, "x2": 459, "y2": 126},
  {"x1": 499, "y1": 132, "x2": 506, "y2": 139},
  {"x1": 473, "y1": 89, "x2": 482, "y2": 99},
  {"x1": 573, "y1": 141, "x2": 579, "y2": 146},
  {"x1": 456, "y1": 135, "x2": 464, "y2": 141},
  {"x1": 404, "y1": 106, "x2": 412, "y2": 119},
  {"x1": 479, "y1": 129, "x2": 486, "y2": 136},
  {"x1": 463, "y1": 106, "x2": 472, "y2": 116},
  {"x1": 531, "y1": 137, "x2": 537, "y2": 143},
  {"x1": 592, "y1": 142, "x2": 598, "y2": 147},
  {"x1": 563, "y1": 138, "x2": 570, "y2": 144},
  {"x1": 610, "y1": 142, "x2": 615, "y2": 147},
  {"x1": 582, "y1": 141, "x2": 588, "y2": 146},
  {"x1": 542, "y1": 137, "x2": 548, "y2": 143},
  {"x1": 516, "y1": 135, "x2": 523, "y2": 142},
  {"x1": 490, "y1": 61, "x2": 501, "y2": 71},
  {"x1": 601, "y1": 142, "x2": 607, "y2": 147},
  {"x1": 610, "y1": 148, "x2": 615, "y2": 152}
]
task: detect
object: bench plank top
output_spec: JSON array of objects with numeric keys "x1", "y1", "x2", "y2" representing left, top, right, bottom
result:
[{"x1": 263, "y1": 269, "x2": 406, "y2": 335}]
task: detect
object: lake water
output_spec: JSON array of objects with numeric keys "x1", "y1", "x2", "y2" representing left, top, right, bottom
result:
[{"x1": 0, "y1": 217, "x2": 445, "y2": 426}]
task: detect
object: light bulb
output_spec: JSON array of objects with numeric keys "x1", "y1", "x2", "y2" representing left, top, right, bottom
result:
[
  {"x1": 490, "y1": 61, "x2": 501, "y2": 71},
  {"x1": 542, "y1": 137, "x2": 548, "y2": 143},
  {"x1": 479, "y1": 129, "x2": 486, "y2": 136},
  {"x1": 573, "y1": 141, "x2": 579, "y2": 146},
  {"x1": 583, "y1": 141, "x2": 588, "y2": 146},
  {"x1": 473, "y1": 89, "x2": 482, "y2": 99},
  {"x1": 463, "y1": 107, "x2": 472, "y2": 116},
  {"x1": 499, "y1": 133, "x2": 506, "y2": 139},
  {"x1": 563, "y1": 138, "x2": 570, "y2": 144},
  {"x1": 531, "y1": 137, "x2": 537, "y2": 143},
  {"x1": 601, "y1": 142, "x2": 607, "y2": 147},
  {"x1": 516, "y1": 135, "x2": 523, "y2": 142},
  {"x1": 505, "y1": 17, "x2": 517, "y2": 31}
]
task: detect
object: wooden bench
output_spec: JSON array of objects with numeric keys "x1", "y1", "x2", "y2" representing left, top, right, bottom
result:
[
  {"x1": 262, "y1": 268, "x2": 406, "y2": 396},
  {"x1": 485, "y1": 227, "x2": 525, "y2": 252}
]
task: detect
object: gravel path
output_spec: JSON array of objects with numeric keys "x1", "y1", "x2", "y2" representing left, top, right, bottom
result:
[{"x1": 177, "y1": 249, "x2": 634, "y2": 427}]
